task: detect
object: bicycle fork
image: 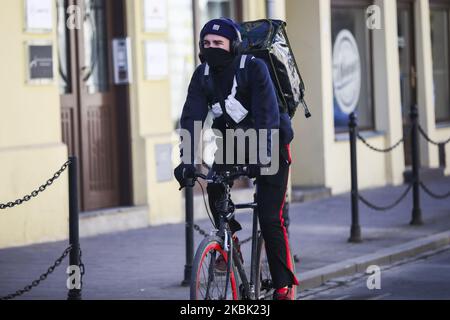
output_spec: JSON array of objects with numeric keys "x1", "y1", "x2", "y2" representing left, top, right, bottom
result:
[
  {"x1": 223, "y1": 228, "x2": 233, "y2": 299},
  {"x1": 249, "y1": 191, "x2": 259, "y2": 300}
]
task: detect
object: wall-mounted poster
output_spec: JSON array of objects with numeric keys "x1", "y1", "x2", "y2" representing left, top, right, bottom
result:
[
  {"x1": 25, "y1": 0, "x2": 53, "y2": 33},
  {"x1": 26, "y1": 42, "x2": 54, "y2": 84},
  {"x1": 144, "y1": 41, "x2": 169, "y2": 80},
  {"x1": 143, "y1": 0, "x2": 167, "y2": 32}
]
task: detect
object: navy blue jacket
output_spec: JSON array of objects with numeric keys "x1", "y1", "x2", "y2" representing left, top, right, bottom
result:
[{"x1": 180, "y1": 56, "x2": 294, "y2": 164}]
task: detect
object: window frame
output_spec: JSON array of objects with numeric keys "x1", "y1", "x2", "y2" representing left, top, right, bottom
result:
[
  {"x1": 430, "y1": 0, "x2": 450, "y2": 123},
  {"x1": 192, "y1": 0, "x2": 243, "y2": 64},
  {"x1": 331, "y1": 0, "x2": 375, "y2": 133}
]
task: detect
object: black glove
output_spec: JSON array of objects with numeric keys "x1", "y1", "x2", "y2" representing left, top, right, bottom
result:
[{"x1": 174, "y1": 163, "x2": 196, "y2": 190}]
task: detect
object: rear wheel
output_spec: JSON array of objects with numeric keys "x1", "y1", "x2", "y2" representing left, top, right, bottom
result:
[
  {"x1": 255, "y1": 234, "x2": 298, "y2": 300},
  {"x1": 255, "y1": 234, "x2": 274, "y2": 300},
  {"x1": 190, "y1": 236, "x2": 239, "y2": 300}
]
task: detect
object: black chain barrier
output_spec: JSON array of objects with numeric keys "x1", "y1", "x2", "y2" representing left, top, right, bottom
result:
[
  {"x1": 418, "y1": 125, "x2": 450, "y2": 146},
  {"x1": 0, "y1": 158, "x2": 84, "y2": 300},
  {"x1": 358, "y1": 184, "x2": 413, "y2": 211},
  {"x1": 357, "y1": 132, "x2": 405, "y2": 153},
  {"x1": 0, "y1": 160, "x2": 71, "y2": 210},
  {"x1": 0, "y1": 245, "x2": 84, "y2": 300},
  {"x1": 420, "y1": 182, "x2": 450, "y2": 200}
]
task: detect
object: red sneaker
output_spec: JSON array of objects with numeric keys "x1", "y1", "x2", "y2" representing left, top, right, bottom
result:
[{"x1": 273, "y1": 287, "x2": 294, "y2": 300}]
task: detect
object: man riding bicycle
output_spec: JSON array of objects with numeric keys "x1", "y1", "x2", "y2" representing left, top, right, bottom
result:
[{"x1": 174, "y1": 17, "x2": 298, "y2": 300}]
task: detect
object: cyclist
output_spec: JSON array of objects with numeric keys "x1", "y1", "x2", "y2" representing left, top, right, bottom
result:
[{"x1": 174, "y1": 18, "x2": 298, "y2": 300}]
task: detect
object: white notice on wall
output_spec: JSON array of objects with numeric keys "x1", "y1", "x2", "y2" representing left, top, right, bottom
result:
[
  {"x1": 145, "y1": 41, "x2": 169, "y2": 80},
  {"x1": 26, "y1": 0, "x2": 53, "y2": 32},
  {"x1": 143, "y1": 0, "x2": 167, "y2": 32}
]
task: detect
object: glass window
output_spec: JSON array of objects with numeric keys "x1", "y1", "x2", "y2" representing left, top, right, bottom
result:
[
  {"x1": 83, "y1": 0, "x2": 109, "y2": 94},
  {"x1": 430, "y1": 8, "x2": 450, "y2": 122},
  {"x1": 169, "y1": 0, "x2": 195, "y2": 126},
  {"x1": 331, "y1": 4, "x2": 374, "y2": 132},
  {"x1": 198, "y1": 0, "x2": 238, "y2": 27}
]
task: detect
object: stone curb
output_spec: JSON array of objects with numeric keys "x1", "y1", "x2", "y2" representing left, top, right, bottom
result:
[{"x1": 297, "y1": 230, "x2": 450, "y2": 291}]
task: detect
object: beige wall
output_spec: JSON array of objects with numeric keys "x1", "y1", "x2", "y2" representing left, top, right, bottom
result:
[
  {"x1": 286, "y1": 0, "x2": 330, "y2": 188},
  {"x1": 0, "y1": 0, "x2": 68, "y2": 249},
  {"x1": 125, "y1": 0, "x2": 184, "y2": 225},
  {"x1": 243, "y1": 0, "x2": 267, "y2": 20},
  {"x1": 415, "y1": 0, "x2": 439, "y2": 168}
]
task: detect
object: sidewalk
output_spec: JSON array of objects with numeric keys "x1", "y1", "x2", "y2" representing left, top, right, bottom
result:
[{"x1": 1, "y1": 176, "x2": 449, "y2": 300}]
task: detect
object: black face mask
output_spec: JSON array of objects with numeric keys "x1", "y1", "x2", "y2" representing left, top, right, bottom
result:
[{"x1": 202, "y1": 47, "x2": 235, "y2": 71}]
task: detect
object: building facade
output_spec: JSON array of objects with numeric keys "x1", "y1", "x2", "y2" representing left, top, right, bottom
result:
[{"x1": 0, "y1": 0, "x2": 448, "y2": 249}]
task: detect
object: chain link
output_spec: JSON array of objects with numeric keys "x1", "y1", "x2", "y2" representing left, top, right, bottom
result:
[
  {"x1": 193, "y1": 223, "x2": 209, "y2": 237},
  {"x1": 0, "y1": 160, "x2": 71, "y2": 211},
  {"x1": 357, "y1": 133, "x2": 405, "y2": 153},
  {"x1": 79, "y1": 247, "x2": 85, "y2": 290},
  {"x1": 418, "y1": 125, "x2": 450, "y2": 146},
  {"x1": 239, "y1": 236, "x2": 253, "y2": 245},
  {"x1": 420, "y1": 182, "x2": 450, "y2": 200},
  {"x1": 0, "y1": 245, "x2": 73, "y2": 300},
  {"x1": 358, "y1": 184, "x2": 413, "y2": 211}
]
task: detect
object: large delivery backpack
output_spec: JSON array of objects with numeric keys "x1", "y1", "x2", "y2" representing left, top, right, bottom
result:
[{"x1": 238, "y1": 19, "x2": 311, "y2": 119}]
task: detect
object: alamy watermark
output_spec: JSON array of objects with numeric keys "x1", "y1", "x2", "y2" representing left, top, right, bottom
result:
[
  {"x1": 366, "y1": 5, "x2": 382, "y2": 30},
  {"x1": 66, "y1": 5, "x2": 82, "y2": 30},
  {"x1": 66, "y1": 265, "x2": 82, "y2": 290},
  {"x1": 366, "y1": 265, "x2": 381, "y2": 290},
  {"x1": 177, "y1": 121, "x2": 281, "y2": 176}
]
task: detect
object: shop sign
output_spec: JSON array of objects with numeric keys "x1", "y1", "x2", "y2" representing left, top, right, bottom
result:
[{"x1": 332, "y1": 29, "x2": 361, "y2": 115}]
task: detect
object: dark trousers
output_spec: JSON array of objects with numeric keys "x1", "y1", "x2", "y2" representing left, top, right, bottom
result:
[{"x1": 206, "y1": 144, "x2": 299, "y2": 289}]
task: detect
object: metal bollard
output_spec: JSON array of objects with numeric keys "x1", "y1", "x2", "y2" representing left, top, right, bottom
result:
[
  {"x1": 67, "y1": 156, "x2": 82, "y2": 300},
  {"x1": 181, "y1": 182, "x2": 194, "y2": 286},
  {"x1": 410, "y1": 105, "x2": 423, "y2": 225},
  {"x1": 348, "y1": 113, "x2": 362, "y2": 243}
]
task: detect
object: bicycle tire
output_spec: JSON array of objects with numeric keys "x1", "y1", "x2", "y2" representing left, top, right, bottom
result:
[
  {"x1": 255, "y1": 234, "x2": 274, "y2": 300},
  {"x1": 190, "y1": 236, "x2": 240, "y2": 300}
]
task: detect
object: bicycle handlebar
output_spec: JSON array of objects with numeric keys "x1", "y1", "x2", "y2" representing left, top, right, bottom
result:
[{"x1": 193, "y1": 166, "x2": 251, "y2": 184}]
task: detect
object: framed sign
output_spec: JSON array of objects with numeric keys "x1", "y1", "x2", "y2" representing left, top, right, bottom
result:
[
  {"x1": 24, "y1": 0, "x2": 53, "y2": 33},
  {"x1": 332, "y1": 29, "x2": 361, "y2": 115},
  {"x1": 26, "y1": 41, "x2": 54, "y2": 84},
  {"x1": 144, "y1": 41, "x2": 169, "y2": 80},
  {"x1": 143, "y1": 0, "x2": 168, "y2": 32}
]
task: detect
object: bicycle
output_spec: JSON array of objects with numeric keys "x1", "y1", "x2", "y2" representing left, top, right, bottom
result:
[{"x1": 189, "y1": 166, "x2": 297, "y2": 300}]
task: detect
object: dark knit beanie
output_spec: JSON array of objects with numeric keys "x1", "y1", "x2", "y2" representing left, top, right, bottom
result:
[{"x1": 200, "y1": 18, "x2": 239, "y2": 42}]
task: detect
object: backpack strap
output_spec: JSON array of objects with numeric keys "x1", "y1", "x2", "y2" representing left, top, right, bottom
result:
[
  {"x1": 235, "y1": 54, "x2": 254, "y2": 98},
  {"x1": 200, "y1": 63, "x2": 215, "y2": 107}
]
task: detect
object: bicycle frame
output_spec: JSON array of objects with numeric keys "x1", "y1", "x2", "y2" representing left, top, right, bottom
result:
[
  {"x1": 192, "y1": 167, "x2": 266, "y2": 300},
  {"x1": 215, "y1": 184, "x2": 260, "y2": 300}
]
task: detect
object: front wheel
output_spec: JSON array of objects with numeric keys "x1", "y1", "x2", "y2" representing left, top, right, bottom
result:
[{"x1": 190, "y1": 236, "x2": 239, "y2": 300}]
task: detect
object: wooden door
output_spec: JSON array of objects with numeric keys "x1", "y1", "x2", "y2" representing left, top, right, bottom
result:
[{"x1": 59, "y1": 0, "x2": 127, "y2": 211}]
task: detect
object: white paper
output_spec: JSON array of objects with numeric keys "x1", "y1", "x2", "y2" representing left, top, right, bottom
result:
[
  {"x1": 145, "y1": 41, "x2": 169, "y2": 80},
  {"x1": 143, "y1": 0, "x2": 167, "y2": 32},
  {"x1": 26, "y1": 0, "x2": 53, "y2": 31}
]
